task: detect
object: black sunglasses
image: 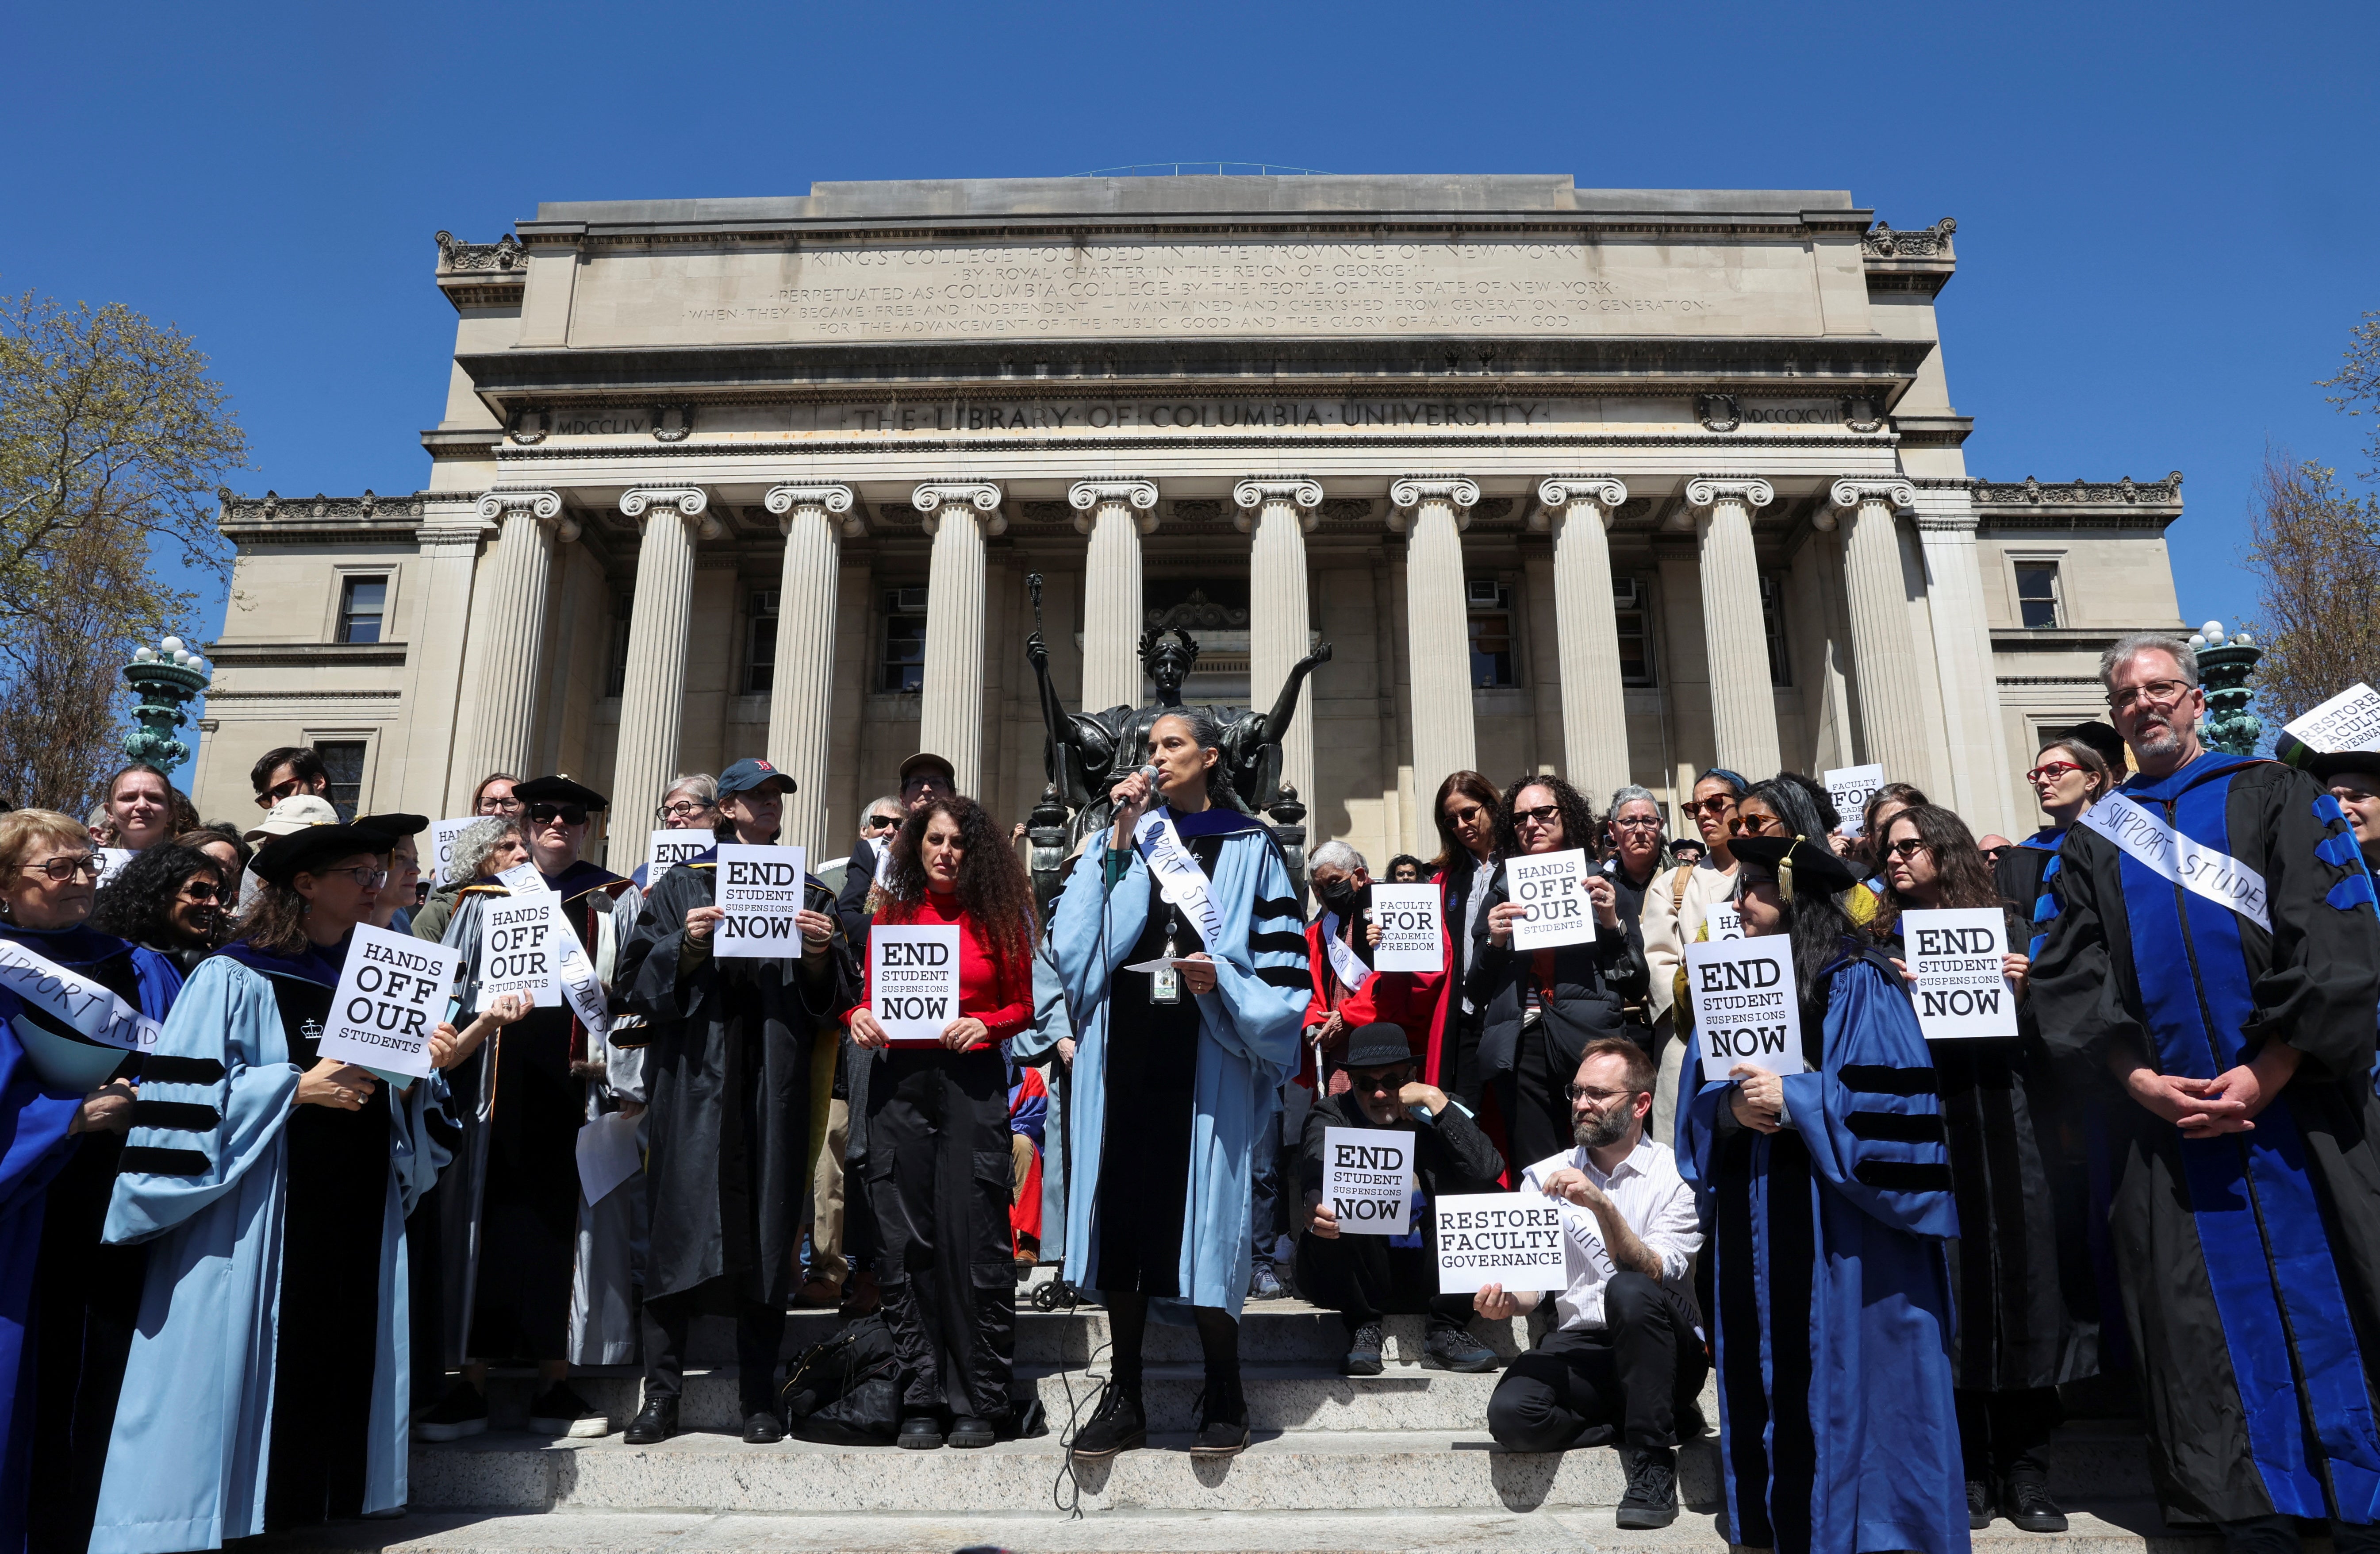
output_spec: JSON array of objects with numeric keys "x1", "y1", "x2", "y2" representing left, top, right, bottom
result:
[{"x1": 527, "y1": 802, "x2": 588, "y2": 826}]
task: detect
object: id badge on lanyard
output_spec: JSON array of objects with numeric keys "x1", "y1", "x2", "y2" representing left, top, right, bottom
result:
[{"x1": 1152, "y1": 907, "x2": 1183, "y2": 1005}]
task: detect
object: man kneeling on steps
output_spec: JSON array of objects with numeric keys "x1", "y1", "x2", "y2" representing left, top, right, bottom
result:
[
  {"x1": 1478, "y1": 1038, "x2": 1706, "y2": 1530},
  {"x1": 1294, "y1": 1023, "x2": 1506, "y2": 1375}
]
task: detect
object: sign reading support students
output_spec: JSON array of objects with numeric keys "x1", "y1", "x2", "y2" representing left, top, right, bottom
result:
[
  {"x1": 870, "y1": 924, "x2": 961, "y2": 1044},
  {"x1": 714, "y1": 844, "x2": 809, "y2": 959},
  {"x1": 1322, "y1": 1126, "x2": 1415, "y2": 1235},
  {"x1": 317, "y1": 923, "x2": 463, "y2": 1080},
  {"x1": 1687, "y1": 935, "x2": 1806, "y2": 1081},
  {"x1": 1902, "y1": 907, "x2": 2018, "y2": 1039}
]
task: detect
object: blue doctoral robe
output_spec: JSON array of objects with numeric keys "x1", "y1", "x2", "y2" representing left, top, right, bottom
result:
[
  {"x1": 2032, "y1": 752, "x2": 2380, "y2": 1525},
  {"x1": 0, "y1": 987, "x2": 83, "y2": 1554},
  {"x1": 1048, "y1": 807, "x2": 1306, "y2": 1316},
  {"x1": 89, "y1": 944, "x2": 447, "y2": 1554},
  {"x1": 1010, "y1": 931, "x2": 1077, "y2": 1262},
  {"x1": 1680, "y1": 948, "x2": 1967, "y2": 1554}
]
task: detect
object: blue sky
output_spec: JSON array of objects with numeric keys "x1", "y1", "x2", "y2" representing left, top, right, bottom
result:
[{"x1": 3, "y1": 0, "x2": 2371, "y2": 682}]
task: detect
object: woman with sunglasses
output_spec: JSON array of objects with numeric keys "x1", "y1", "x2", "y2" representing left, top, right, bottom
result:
[
  {"x1": 0, "y1": 810, "x2": 181, "y2": 1552},
  {"x1": 1470, "y1": 775, "x2": 1640, "y2": 1174},
  {"x1": 413, "y1": 777, "x2": 632, "y2": 1444},
  {"x1": 92, "y1": 823, "x2": 507, "y2": 1547},
  {"x1": 1678, "y1": 833, "x2": 1965, "y2": 1554},
  {"x1": 1996, "y1": 726, "x2": 2121, "y2": 920},
  {"x1": 1424, "y1": 771, "x2": 1505, "y2": 1108},
  {"x1": 1640, "y1": 769, "x2": 1748, "y2": 1142},
  {"x1": 1871, "y1": 802, "x2": 2092, "y2": 1533},
  {"x1": 90, "y1": 841, "x2": 232, "y2": 973}
]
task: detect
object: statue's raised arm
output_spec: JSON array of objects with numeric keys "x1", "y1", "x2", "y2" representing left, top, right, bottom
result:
[{"x1": 1220, "y1": 642, "x2": 1332, "y2": 814}]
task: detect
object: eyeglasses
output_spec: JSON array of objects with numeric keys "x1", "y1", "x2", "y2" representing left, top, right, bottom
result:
[
  {"x1": 321, "y1": 866, "x2": 389, "y2": 889},
  {"x1": 1565, "y1": 1083, "x2": 1635, "y2": 1105},
  {"x1": 862, "y1": 814, "x2": 902, "y2": 832},
  {"x1": 656, "y1": 799, "x2": 714, "y2": 821},
  {"x1": 1979, "y1": 846, "x2": 2011, "y2": 863},
  {"x1": 1355, "y1": 1066, "x2": 1415, "y2": 1092},
  {"x1": 2026, "y1": 762, "x2": 2084, "y2": 784},
  {"x1": 1611, "y1": 815, "x2": 1662, "y2": 831},
  {"x1": 1446, "y1": 802, "x2": 1489, "y2": 827},
  {"x1": 1729, "y1": 813, "x2": 1784, "y2": 836},
  {"x1": 179, "y1": 880, "x2": 222, "y2": 903},
  {"x1": 527, "y1": 803, "x2": 588, "y2": 827},
  {"x1": 1685, "y1": 796, "x2": 1736, "y2": 817},
  {"x1": 255, "y1": 777, "x2": 307, "y2": 809},
  {"x1": 1885, "y1": 839, "x2": 1930, "y2": 860},
  {"x1": 19, "y1": 854, "x2": 102, "y2": 882},
  {"x1": 1513, "y1": 804, "x2": 1562, "y2": 827},
  {"x1": 2109, "y1": 678, "x2": 2196, "y2": 714},
  {"x1": 478, "y1": 797, "x2": 523, "y2": 816}
]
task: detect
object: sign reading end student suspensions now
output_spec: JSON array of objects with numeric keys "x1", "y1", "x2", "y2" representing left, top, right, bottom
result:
[
  {"x1": 714, "y1": 844, "x2": 809, "y2": 959},
  {"x1": 870, "y1": 924, "x2": 960, "y2": 1044},
  {"x1": 1686, "y1": 935, "x2": 1806, "y2": 1081},
  {"x1": 1322, "y1": 1126, "x2": 1415, "y2": 1235},
  {"x1": 1902, "y1": 907, "x2": 2018, "y2": 1039}
]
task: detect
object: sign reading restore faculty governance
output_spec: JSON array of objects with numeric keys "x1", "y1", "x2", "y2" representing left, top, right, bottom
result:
[{"x1": 1434, "y1": 1193, "x2": 1569, "y2": 1294}]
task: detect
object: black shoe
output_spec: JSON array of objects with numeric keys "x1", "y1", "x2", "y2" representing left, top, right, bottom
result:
[
  {"x1": 1190, "y1": 1384, "x2": 1249, "y2": 1460},
  {"x1": 897, "y1": 1414, "x2": 944, "y2": 1450},
  {"x1": 1617, "y1": 1446, "x2": 1679, "y2": 1529},
  {"x1": 1341, "y1": 1322, "x2": 1385, "y2": 1377},
  {"x1": 1069, "y1": 1382, "x2": 1147, "y2": 1462},
  {"x1": 742, "y1": 1410, "x2": 784, "y2": 1445},
  {"x1": 623, "y1": 1396, "x2": 676, "y2": 1446},
  {"x1": 1423, "y1": 1324, "x2": 1499, "y2": 1373},
  {"x1": 2001, "y1": 1473, "x2": 2068, "y2": 1533},
  {"x1": 1967, "y1": 1478, "x2": 1995, "y2": 1530},
  {"x1": 947, "y1": 1414, "x2": 997, "y2": 1449},
  {"x1": 527, "y1": 1381, "x2": 609, "y2": 1439},
  {"x1": 412, "y1": 1380, "x2": 488, "y2": 1442}
]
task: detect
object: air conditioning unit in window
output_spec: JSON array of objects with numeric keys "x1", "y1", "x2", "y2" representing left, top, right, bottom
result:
[
  {"x1": 1612, "y1": 577, "x2": 1642, "y2": 607},
  {"x1": 894, "y1": 587, "x2": 929, "y2": 613},
  {"x1": 1466, "y1": 580, "x2": 1509, "y2": 610}
]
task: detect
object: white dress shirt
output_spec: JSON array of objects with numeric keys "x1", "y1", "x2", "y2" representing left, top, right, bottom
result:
[{"x1": 1520, "y1": 1135, "x2": 1703, "y2": 1331}]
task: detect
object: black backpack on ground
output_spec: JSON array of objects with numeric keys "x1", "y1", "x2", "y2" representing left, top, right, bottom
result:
[{"x1": 782, "y1": 1315, "x2": 901, "y2": 1444}]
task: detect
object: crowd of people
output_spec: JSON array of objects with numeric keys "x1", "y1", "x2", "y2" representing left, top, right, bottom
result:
[{"x1": 3, "y1": 632, "x2": 2379, "y2": 1554}]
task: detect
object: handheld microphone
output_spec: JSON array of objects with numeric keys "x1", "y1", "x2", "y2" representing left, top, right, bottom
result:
[{"x1": 1136, "y1": 762, "x2": 1161, "y2": 787}]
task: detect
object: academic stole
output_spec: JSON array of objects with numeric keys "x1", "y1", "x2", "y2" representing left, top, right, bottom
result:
[
  {"x1": 2077, "y1": 792, "x2": 2272, "y2": 931},
  {"x1": 1319, "y1": 911, "x2": 1373, "y2": 994},
  {"x1": 1134, "y1": 808, "x2": 1226, "y2": 950},
  {"x1": 0, "y1": 935, "x2": 161, "y2": 1055}
]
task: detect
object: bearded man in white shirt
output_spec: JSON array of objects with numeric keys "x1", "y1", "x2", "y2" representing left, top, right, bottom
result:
[{"x1": 1476, "y1": 1037, "x2": 1707, "y2": 1529}]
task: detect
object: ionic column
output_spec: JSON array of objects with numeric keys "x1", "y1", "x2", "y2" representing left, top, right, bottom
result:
[
  {"x1": 1535, "y1": 477, "x2": 1631, "y2": 804},
  {"x1": 1912, "y1": 506, "x2": 2017, "y2": 831},
  {"x1": 1681, "y1": 477, "x2": 1781, "y2": 777},
  {"x1": 913, "y1": 481, "x2": 1005, "y2": 795},
  {"x1": 1388, "y1": 476, "x2": 1481, "y2": 790},
  {"x1": 608, "y1": 487, "x2": 718, "y2": 876},
  {"x1": 764, "y1": 483, "x2": 861, "y2": 853},
  {"x1": 1823, "y1": 479, "x2": 1934, "y2": 789},
  {"x1": 463, "y1": 488, "x2": 576, "y2": 789},
  {"x1": 1068, "y1": 479, "x2": 1159, "y2": 711},
  {"x1": 1235, "y1": 478, "x2": 1324, "y2": 807}
]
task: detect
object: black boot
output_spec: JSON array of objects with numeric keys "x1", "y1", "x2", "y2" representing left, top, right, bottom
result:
[
  {"x1": 1190, "y1": 1381, "x2": 1249, "y2": 1460},
  {"x1": 623, "y1": 1395, "x2": 677, "y2": 1446},
  {"x1": 1069, "y1": 1381, "x2": 1147, "y2": 1462}
]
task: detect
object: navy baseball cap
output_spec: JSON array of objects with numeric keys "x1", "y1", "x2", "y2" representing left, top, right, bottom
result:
[{"x1": 718, "y1": 758, "x2": 797, "y2": 797}]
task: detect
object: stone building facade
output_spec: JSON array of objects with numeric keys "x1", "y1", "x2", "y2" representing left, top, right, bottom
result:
[{"x1": 192, "y1": 175, "x2": 2186, "y2": 871}]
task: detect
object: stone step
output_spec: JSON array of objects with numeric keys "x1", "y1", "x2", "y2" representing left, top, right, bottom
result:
[{"x1": 260, "y1": 1501, "x2": 2230, "y2": 1554}]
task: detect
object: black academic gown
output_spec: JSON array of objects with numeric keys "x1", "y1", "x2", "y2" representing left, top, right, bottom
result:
[
  {"x1": 614, "y1": 848, "x2": 855, "y2": 1306},
  {"x1": 2032, "y1": 753, "x2": 2380, "y2": 1525}
]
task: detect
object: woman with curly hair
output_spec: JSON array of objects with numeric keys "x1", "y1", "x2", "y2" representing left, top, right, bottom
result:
[
  {"x1": 1470, "y1": 773, "x2": 1644, "y2": 1173},
  {"x1": 88, "y1": 841, "x2": 230, "y2": 972},
  {"x1": 843, "y1": 792, "x2": 1036, "y2": 1449}
]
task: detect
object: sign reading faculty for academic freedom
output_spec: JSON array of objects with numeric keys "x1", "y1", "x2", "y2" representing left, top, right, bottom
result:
[
  {"x1": 1902, "y1": 908, "x2": 2018, "y2": 1040},
  {"x1": 1370, "y1": 885, "x2": 1444, "y2": 973},
  {"x1": 714, "y1": 844, "x2": 810, "y2": 959},
  {"x1": 870, "y1": 925, "x2": 961, "y2": 1045},
  {"x1": 1686, "y1": 935, "x2": 1806, "y2": 1082}
]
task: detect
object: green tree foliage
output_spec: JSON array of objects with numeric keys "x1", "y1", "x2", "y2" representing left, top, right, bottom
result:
[{"x1": 0, "y1": 291, "x2": 246, "y2": 812}]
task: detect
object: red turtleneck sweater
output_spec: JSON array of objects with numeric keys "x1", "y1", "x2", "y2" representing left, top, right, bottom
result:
[{"x1": 843, "y1": 888, "x2": 1033, "y2": 1042}]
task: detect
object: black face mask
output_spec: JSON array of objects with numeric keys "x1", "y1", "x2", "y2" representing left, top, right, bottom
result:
[{"x1": 1317, "y1": 877, "x2": 1358, "y2": 914}]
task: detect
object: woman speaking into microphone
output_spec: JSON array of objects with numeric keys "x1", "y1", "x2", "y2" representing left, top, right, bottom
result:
[{"x1": 1050, "y1": 710, "x2": 1309, "y2": 1462}]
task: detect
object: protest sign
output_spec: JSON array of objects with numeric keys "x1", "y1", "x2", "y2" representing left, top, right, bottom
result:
[
  {"x1": 1706, "y1": 904, "x2": 1744, "y2": 940},
  {"x1": 648, "y1": 829, "x2": 710, "y2": 876},
  {"x1": 2284, "y1": 683, "x2": 2380, "y2": 756},
  {"x1": 1434, "y1": 1192, "x2": 1569, "y2": 1294},
  {"x1": 714, "y1": 844, "x2": 810, "y2": 959},
  {"x1": 1322, "y1": 1126, "x2": 1415, "y2": 1236},
  {"x1": 1507, "y1": 848, "x2": 1595, "y2": 950},
  {"x1": 477, "y1": 889, "x2": 561, "y2": 1011},
  {"x1": 496, "y1": 860, "x2": 548, "y2": 895},
  {"x1": 95, "y1": 849, "x2": 134, "y2": 889},
  {"x1": 871, "y1": 923, "x2": 960, "y2": 1044},
  {"x1": 1825, "y1": 764, "x2": 1886, "y2": 838},
  {"x1": 1370, "y1": 885, "x2": 1443, "y2": 973},
  {"x1": 315, "y1": 923, "x2": 462, "y2": 1080},
  {"x1": 1903, "y1": 907, "x2": 2018, "y2": 1039},
  {"x1": 1687, "y1": 935, "x2": 1806, "y2": 1081},
  {"x1": 429, "y1": 818, "x2": 477, "y2": 885},
  {"x1": 575, "y1": 1112, "x2": 644, "y2": 1204}
]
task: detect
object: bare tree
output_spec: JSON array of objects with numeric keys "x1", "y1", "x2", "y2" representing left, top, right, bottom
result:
[
  {"x1": 0, "y1": 527, "x2": 143, "y2": 813},
  {"x1": 2319, "y1": 309, "x2": 2380, "y2": 478},
  {"x1": 2242, "y1": 450, "x2": 2380, "y2": 725}
]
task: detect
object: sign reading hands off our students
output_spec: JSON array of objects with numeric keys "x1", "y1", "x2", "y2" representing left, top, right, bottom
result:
[
  {"x1": 1507, "y1": 848, "x2": 1595, "y2": 950},
  {"x1": 1687, "y1": 935, "x2": 1806, "y2": 1081},
  {"x1": 477, "y1": 889, "x2": 561, "y2": 1011},
  {"x1": 1370, "y1": 885, "x2": 1443, "y2": 973},
  {"x1": 316, "y1": 923, "x2": 463, "y2": 1080},
  {"x1": 714, "y1": 844, "x2": 810, "y2": 959},
  {"x1": 1322, "y1": 1126, "x2": 1415, "y2": 1236},
  {"x1": 1902, "y1": 907, "x2": 2018, "y2": 1039},
  {"x1": 430, "y1": 818, "x2": 476, "y2": 885},
  {"x1": 871, "y1": 924, "x2": 960, "y2": 1044},
  {"x1": 1434, "y1": 1192, "x2": 1569, "y2": 1293}
]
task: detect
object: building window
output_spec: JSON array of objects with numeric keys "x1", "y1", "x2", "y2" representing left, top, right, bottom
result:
[
  {"x1": 604, "y1": 592, "x2": 632, "y2": 697},
  {"x1": 336, "y1": 577, "x2": 386, "y2": 644},
  {"x1": 743, "y1": 589, "x2": 779, "y2": 694},
  {"x1": 1466, "y1": 580, "x2": 1518, "y2": 689},
  {"x1": 878, "y1": 587, "x2": 929, "y2": 693},
  {"x1": 2015, "y1": 562, "x2": 2063, "y2": 629},
  {"x1": 314, "y1": 740, "x2": 366, "y2": 821},
  {"x1": 1759, "y1": 576, "x2": 1791, "y2": 687},
  {"x1": 1614, "y1": 577, "x2": 1657, "y2": 687}
]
